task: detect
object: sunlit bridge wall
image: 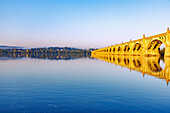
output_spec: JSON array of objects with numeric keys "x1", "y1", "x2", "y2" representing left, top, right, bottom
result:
[{"x1": 92, "y1": 28, "x2": 170, "y2": 57}]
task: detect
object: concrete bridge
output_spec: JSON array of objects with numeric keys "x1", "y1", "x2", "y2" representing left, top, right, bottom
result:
[
  {"x1": 92, "y1": 28, "x2": 170, "y2": 57},
  {"x1": 92, "y1": 54, "x2": 170, "y2": 85}
]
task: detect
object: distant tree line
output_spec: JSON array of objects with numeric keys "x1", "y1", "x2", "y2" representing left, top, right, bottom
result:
[
  {"x1": 0, "y1": 47, "x2": 97, "y2": 60},
  {"x1": 0, "y1": 47, "x2": 95, "y2": 54}
]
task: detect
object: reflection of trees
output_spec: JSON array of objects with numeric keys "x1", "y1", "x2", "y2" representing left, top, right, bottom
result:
[{"x1": 0, "y1": 53, "x2": 91, "y2": 60}]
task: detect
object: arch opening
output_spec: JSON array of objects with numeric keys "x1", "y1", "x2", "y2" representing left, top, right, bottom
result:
[
  {"x1": 109, "y1": 48, "x2": 112, "y2": 52},
  {"x1": 124, "y1": 45, "x2": 130, "y2": 52},
  {"x1": 113, "y1": 48, "x2": 115, "y2": 52},
  {"x1": 118, "y1": 46, "x2": 121, "y2": 52},
  {"x1": 133, "y1": 43, "x2": 142, "y2": 51},
  {"x1": 147, "y1": 40, "x2": 163, "y2": 50},
  {"x1": 147, "y1": 39, "x2": 166, "y2": 57},
  {"x1": 160, "y1": 43, "x2": 165, "y2": 57}
]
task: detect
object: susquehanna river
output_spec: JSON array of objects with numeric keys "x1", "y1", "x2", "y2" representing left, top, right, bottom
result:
[{"x1": 0, "y1": 55, "x2": 170, "y2": 113}]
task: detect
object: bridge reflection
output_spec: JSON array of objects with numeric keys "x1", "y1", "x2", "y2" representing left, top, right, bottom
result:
[{"x1": 92, "y1": 54, "x2": 170, "y2": 85}]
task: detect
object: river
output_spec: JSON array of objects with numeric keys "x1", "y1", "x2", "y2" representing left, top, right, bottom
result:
[{"x1": 0, "y1": 54, "x2": 170, "y2": 113}]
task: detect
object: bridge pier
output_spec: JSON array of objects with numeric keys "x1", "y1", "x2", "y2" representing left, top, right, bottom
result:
[
  {"x1": 165, "y1": 47, "x2": 170, "y2": 57},
  {"x1": 165, "y1": 28, "x2": 170, "y2": 57}
]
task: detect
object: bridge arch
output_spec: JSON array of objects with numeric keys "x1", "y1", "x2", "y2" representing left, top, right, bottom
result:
[
  {"x1": 147, "y1": 39, "x2": 167, "y2": 50},
  {"x1": 118, "y1": 46, "x2": 122, "y2": 52},
  {"x1": 113, "y1": 47, "x2": 116, "y2": 52},
  {"x1": 133, "y1": 43, "x2": 142, "y2": 52},
  {"x1": 123, "y1": 45, "x2": 130, "y2": 52},
  {"x1": 146, "y1": 39, "x2": 167, "y2": 56},
  {"x1": 109, "y1": 47, "x2": 112, "y2": 52}
]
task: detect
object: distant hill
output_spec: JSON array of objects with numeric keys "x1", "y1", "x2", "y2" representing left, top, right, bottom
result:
[{"x1": 0, "y1": 45, "x2": 24, "y2": 49}]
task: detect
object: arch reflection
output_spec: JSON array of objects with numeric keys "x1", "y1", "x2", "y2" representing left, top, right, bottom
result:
[{"x1": 91, "y1": 54, "x2": 170, "y2": 85}]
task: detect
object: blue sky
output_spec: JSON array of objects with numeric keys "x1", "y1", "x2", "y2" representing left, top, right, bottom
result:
[{"x1": 0, "y1": 0, "x2": 170, "y2": 48}]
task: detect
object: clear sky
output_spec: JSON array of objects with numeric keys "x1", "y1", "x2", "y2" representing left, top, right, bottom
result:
[{"x1": 0, "y1": 0, "x2": 170, "y2": 49}]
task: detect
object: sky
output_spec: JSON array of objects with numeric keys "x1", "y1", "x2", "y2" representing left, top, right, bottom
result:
[{"x1": 0, "y1": 0, "x2": 170, "y2": 49}]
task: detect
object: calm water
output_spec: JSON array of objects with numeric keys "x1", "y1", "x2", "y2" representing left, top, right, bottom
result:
[{"x1": 0, "y1": 55, "x2": 170, "y2": 113}]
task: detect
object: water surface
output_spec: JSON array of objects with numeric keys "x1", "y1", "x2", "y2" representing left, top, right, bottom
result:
[{"x1": 0, "y1": 55, "x2": 170, "y2": 113}]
